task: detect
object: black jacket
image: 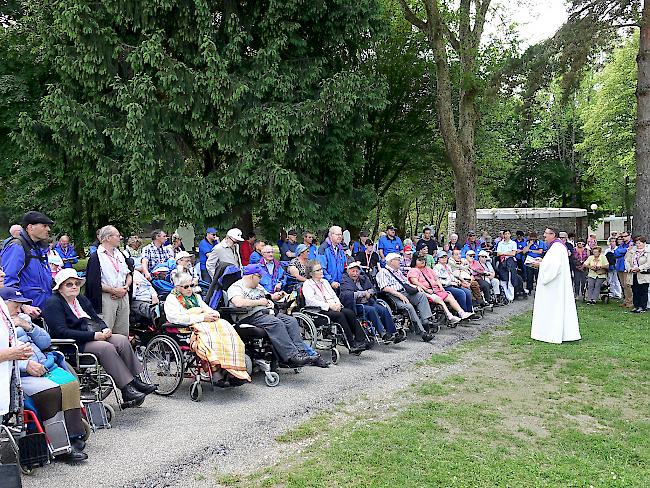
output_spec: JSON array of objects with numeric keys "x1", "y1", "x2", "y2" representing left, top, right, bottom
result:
[
  {"x1": 85, "y1": 252, "x2": 103, "y2": 312},
  {"x1": 340, "y1": 273, "x2": 376, "y2": 310},
  {"x1": 43, "y1": 293, "x2": 106, "y2": 350}
]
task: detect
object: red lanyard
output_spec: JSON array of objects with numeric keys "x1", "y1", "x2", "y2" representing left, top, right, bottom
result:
[
  {"x1": 70, "y1": 300, "x2": 83, "y2": 318},
  {"x1": 104, "y1": 250, "x2": 122, "y2": 274},
  {"x1": 1, "y1": 309, "x2": 14, "y2": 345},
  {"x1": 315, "y1": 281, "x2": 328, "y2": 300}
]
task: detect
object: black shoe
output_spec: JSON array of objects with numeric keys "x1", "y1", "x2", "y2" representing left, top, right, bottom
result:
[
  {"x1": 121, "y1": 384, "x2": 146, "y2": 404},
  {"x1": 421, "y1": 332, "x2": 434, "y2": 342},
  {"x1": 363, "y1": 340, "x2": 375, "y2": 350},
  {"x1": 287, "y1": 354, "x2": 310, "y2": 367},
  {"x1": 70, "y1": 438, "x2": 85, "y2": 452},
  {"x1": 348, "y1": 343, "x2": 365, "y2": 354},
  {"x1": 309, "y1": 355, "x2": 331, "y2": 368},
  {"x1": 392, "y1": 333, "x2": 407, "y2": 344},
  {"x1": 131, "y1": 377, "x2": 157, "y2": 395},
  {"x1": 382, "y1": 333, "x2": 395, "y2": 344},
  {"x1": 59, "y1": 448, "x2": 88, "y2": 463}
]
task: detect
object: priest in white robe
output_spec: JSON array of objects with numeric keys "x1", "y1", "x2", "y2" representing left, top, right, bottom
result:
[{"x1": 530, "y1": 227, "x2": 581, "y2": 344}]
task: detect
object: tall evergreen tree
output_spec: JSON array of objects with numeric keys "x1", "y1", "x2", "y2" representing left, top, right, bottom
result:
[{"x1": 11, "y1": 0, "x2": 385, "y2": 242}]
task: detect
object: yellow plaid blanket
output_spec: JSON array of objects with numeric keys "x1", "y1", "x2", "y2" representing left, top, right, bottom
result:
[{"x1": 187, "y1": 310, "x2": 251, "y2": 381}]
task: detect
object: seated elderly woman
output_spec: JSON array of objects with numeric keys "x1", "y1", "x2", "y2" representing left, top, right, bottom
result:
[
  {"x1": 43, "y1": 269, "x2": 156, "y2": 408},
  {"x1": 170, "y1": 251, "x2": 200, "y2": 290},
  {"x1": 469, "y1": 250, "x2": 501, "y2": 304},
  {"x1": 287, "y1": 244, "x2": 310, "y2": 282},
  {"x1": 164, "y1": 272, "x2": 250, "y2": 385},
  {"x1": 407, "y1": 257, "x2": 466, "y2": 323},
  {"x1": 302, "y1": 260, "x2": 370, "y2": 354},
  {"x1": 1, "y1": 287, "x2": 89, "y2": 463}
]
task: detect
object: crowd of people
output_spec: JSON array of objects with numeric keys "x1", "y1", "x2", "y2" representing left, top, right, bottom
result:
[{"x1": 1, "y1": 211, "x2": 649, "y2": 469}]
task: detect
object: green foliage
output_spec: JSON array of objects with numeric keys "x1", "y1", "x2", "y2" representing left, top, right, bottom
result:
[
  {"x1": 577, "y1": 33, "x2": 638, "y2": 213},
  {"x1": 6, "y1": 0, "x2": 386, "y2": 242}
]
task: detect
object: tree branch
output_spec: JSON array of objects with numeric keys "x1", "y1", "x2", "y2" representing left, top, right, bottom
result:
[{"x1": 396, "y1": 0, "x2": 427, "y2": 32}]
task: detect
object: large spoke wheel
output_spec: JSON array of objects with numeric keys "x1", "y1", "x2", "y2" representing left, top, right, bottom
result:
[
  {"x1": 143, "y1": 335, "x2": 184, "y2": 396},
  {"x1": 293, "y1": 312, "x2": 318, "y2": 350}
]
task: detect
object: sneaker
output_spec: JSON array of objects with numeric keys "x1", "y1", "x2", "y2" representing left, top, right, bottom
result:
[
  {"x1": 459, "y1": 311, "x2": 473, "y2": 320},
  {"x1": 382, "y1": 333, "x2": 395, "y2": 344},
  {"x1": 447, "y1": 315, "x2": 461, "y2": 325},
  {"x1": 421, "y1": 332, "x2": 434, "y2": 342},
  {"x1": 392, "y1": 333, "x2": 407, "y2": 344},
  {"x1": 309, "y1": 355, "x2": 331, "y2": 368}
]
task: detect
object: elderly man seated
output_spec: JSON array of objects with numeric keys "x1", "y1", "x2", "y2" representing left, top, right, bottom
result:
[
  {"x1": 375, "y1": 253, "x2": 435, "y2": 342},
  {"x1": 340, "y1": 262, "x2": 404, "y2": 344},
  {"x1": 54, "y1": 234, "x2": 79, "y2": 269},
  {"x1": 227, "y1": 264, "x2": 324, "y2": 368},
  {"x1": 450, "y1": 249, "x2": 486, "y2": 307},
  {"x1": 258, "y1": 245, "x2": 287, "y2": 293}
]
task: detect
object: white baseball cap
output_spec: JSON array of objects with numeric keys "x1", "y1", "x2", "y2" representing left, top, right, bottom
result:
[
  {"x1": 384, "y1": 252, "x2": 401, "y2": 262},
  {"x1": 226, "y1": 228, "x2": 244, "y2": 242}
]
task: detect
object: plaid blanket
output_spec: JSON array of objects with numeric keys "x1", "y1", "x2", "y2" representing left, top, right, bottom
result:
[{"x1": 188, "y1": 311, "x2": 250, "y2": 381}]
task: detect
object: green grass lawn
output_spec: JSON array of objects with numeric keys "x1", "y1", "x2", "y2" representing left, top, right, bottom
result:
[{"x1": 218, "y1": 303, "x2": 649, "y2": 487}]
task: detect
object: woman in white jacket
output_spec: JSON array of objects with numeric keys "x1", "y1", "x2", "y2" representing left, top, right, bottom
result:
[
  {"x1": 164, "y1": 272, "x2": 250, "y2": 384},
  {"x1": 302, "y1": 261, "x2": 369, "y2": 354}
]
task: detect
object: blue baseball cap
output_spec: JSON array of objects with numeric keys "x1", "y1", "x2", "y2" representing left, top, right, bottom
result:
[
  {"x1": 206, "y1": 227, "x2": 217, "y2": 234},
  {"x1": 0, "y1": 287, "x2": 32, "y2": 304},
  {"x1": 295, "y1": 244, "x2": 309, "y2": 255},
  {"x1": 242, "y1": 264, "x2": 263, "y2": 276}
]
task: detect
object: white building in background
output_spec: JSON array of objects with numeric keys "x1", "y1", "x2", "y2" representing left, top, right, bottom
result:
[{"x1": 589, "y1": 215, "x2": 632, "y2": 240}]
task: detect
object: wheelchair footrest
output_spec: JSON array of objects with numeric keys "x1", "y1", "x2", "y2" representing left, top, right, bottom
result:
[
  {"x1": 84, "y1": 401, "x2": 111, "y2": 430},
  {"x1": 17, "y1": 433, "x2": 49, "y2": 469}
]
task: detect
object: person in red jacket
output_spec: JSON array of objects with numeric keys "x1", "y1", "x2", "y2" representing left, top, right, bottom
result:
[{"x1": 240, "y1": 231, "x2": 256, "y2": 266}]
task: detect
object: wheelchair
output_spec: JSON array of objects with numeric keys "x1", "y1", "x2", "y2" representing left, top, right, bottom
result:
[
  {"x1": 0, "y1": 375, "x2": 92, "y2": 476},
  {"x1": 44, "y1": 330, "x2": 118, "y2": 429},
  {"x1": 205, "y1": 265, "x2": 313, "y2": 386}
]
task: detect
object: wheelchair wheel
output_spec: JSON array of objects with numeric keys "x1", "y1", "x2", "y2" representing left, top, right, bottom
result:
[
  {"x1": 189, "y1": 381, "x2": 203, "y2": 402},
  {"x1": 245, "y1": 354, "x2": 253, "y2": 376},
  {"x1": 143, "y1": 335, "x2": 184, "y2": 396},
  {"x1": 81, "y1": 418, "x2": 92, "y2": 441},
  {"x1": 294, "y1": 312, "x2": 318, "y2": 350},
  {"x1": 429, "y1": 323, "x2": 441, "y2": 334},
  {"x1": 104, "y1": 404, "x2": 115, "y2": 425},
  {"x1": 264, "y1": 371, "x2": 280, "y2": 387},
  {"x1": 331, "y1": 348, "x2": 340, "y2": 365},
  {"x1": 395, "y1": 328, "x2": 407, "y2": 341}
]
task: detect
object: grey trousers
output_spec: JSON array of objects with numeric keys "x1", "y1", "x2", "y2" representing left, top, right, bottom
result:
[
  {"x1": 241, "y1": 313, "x2": 306, "y2": 362},
  {"x1": 83, "y1": 334, "x2": 143, "y2": 389},
  {"x1": 586, "y1": 277, "x2": 605, "y2": 302},
  {"x1": 392, "y1": 292, "x2": 432, "y2": 334},
  {"x1": 100, "y1": 293, "x2": 130, "y2": 336}
]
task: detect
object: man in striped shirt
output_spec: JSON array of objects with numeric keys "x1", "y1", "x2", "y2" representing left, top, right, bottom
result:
[{"x1": 376, "y1": 253, "x2": 435, "y2": 342}]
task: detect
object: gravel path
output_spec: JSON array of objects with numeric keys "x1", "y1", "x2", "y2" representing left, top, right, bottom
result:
[{"x1": 22, "y1": 298, "x2": 533, "y2": 488}]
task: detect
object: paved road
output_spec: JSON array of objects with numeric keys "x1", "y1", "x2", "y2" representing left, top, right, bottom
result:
[{"x1": 22, "y1": 299, "x2": 533, "y2": 488}]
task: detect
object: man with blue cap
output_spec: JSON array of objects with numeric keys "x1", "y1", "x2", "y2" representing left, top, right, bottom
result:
[
  {"x1": 228, "y1": 264, "x2": 329, "y2": 368},
  {"x1": 199, "y1": 227, "x2": 218, "y2": 281}
]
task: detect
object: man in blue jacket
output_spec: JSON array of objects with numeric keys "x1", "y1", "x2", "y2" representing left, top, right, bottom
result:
[
  {"x1": 198, "y1": 227, "x2": 218, "y2": 282},
  {"x1": 460, "y1": 230, "x2": 482, "y2": 259},
  {"x1": 54, "y1": 234, "x2": 79, "y2": 269},
  {"x1": 614, "y1": 232, "x2": 633, "y2": 308},
  {"x1": 317, "y1": 225, "x2": 347, "y2": 289},
  {"x1": 0, "y1": 211, "x2": 54, "y2": 311}
]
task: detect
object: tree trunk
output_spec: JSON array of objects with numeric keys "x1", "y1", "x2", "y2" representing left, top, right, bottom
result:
[{"x1": 635, "y1": 2, "x2": 650, "y2": 236}]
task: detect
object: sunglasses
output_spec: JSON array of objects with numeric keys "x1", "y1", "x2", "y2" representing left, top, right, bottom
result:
[
  {"x1": 64, "y1": 281, "x2": 82, "y2": 288},
  {"x1": 178, "y1": 284, "x2": 192, "y2": 289}
]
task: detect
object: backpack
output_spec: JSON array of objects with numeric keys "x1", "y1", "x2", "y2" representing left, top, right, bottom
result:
[
  {"x1": 0, "y1": 236, "x2": 48, "y2": 274},
  {"x1": 605, "y1": 251, "x2": 616, "y2": 266}
]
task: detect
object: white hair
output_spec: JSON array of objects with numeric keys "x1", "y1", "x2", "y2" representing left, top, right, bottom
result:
[
  {"x1": 173, "y1": 272, "x2": 193, "y2": 286},
  {"x1": 328, "y1": 225, "x2": 342, "y2": 237},
  {"x1": 98, "y1": 225, "x2": 118, "y2": 243}
]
